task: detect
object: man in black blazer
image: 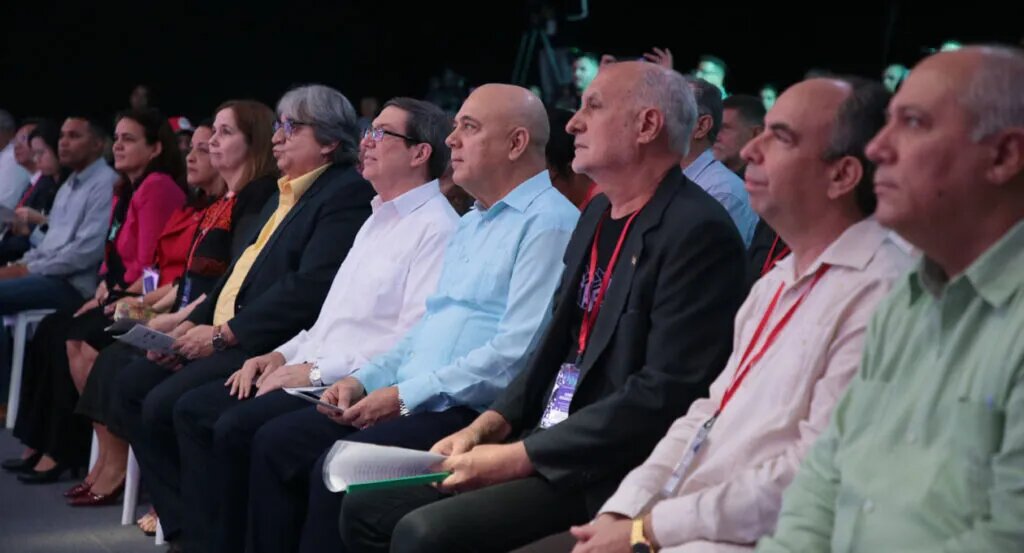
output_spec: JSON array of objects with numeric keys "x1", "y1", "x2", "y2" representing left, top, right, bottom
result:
[
  {"x1": 109, "y1": 85, "x2": 373, "y2": 548},
  {"x1": 339, "y1": 62, "x2": 748, "y2": 553}
]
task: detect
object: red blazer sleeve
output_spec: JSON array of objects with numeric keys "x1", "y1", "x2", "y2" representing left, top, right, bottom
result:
[{"x1": 126, "y1": 173, "x2": 186, "y2": 283}]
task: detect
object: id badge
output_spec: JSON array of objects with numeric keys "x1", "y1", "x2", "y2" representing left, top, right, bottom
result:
[
  {"x1": 142, "y1": 267, "x2": 159, "y2": 294},
  {"x1": 539, "y1": 363, "x2": 581, "y2": 429},
  {"x1": 180, "y1": 276, "x2": 193, "y2": 306},
  {"x1": 659, "y1": 415, "x2": 717, "y2": 499}
]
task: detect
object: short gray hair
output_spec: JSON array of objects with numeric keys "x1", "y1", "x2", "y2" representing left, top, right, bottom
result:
[
  {"x1": 277, "y1": 84, "x2": 359, "y2": 165},
  {"x1": 683, "y1": 76, "x2": 724, "y2": 144},
  {"x1": 961, "y1": 45, "x2": 1024, "y2": 141},
  {"x1": 0, "y1": 110, "x2": 15, "y2": 134},
  {"x1": 634, "y1": 67, "x2": 697, "y2": 158}
]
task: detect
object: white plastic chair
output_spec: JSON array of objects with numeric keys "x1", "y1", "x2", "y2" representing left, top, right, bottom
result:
[
  {"x1": 121, "y1": 447, "x2": 141, "y2": 525},
  {"x1": 89, "y1": 431, "x2": 99, "y2": 471},
  {"x1": 3, "y1": 309, "x2": 56, "y2": 429}
]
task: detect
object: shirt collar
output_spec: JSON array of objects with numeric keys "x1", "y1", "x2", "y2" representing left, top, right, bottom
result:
[
  {"x1": 30, "y1": 171, "x2": 42, "y2": 184},
  {"x1": 371, "y1": 179, "x2": 441, "y2": 218},
  {"x1": 278, "y1": 163, "x2": 330, "y2": 202},
  {"x1": 909, "y1": 219, "x2": 1024, "y2": 307},
  {"x1": 773, "y1": 217, "x2": 895, "y2": 284},
  {"x1": 682, "y1": 148, "x2": 716, "y2": 181},
  {"x1": 473, "y1": 170, "x2": 552, "y2": 215},
  {"x1": 70, "y1": 157, "x2": 109, "y2": 187}
]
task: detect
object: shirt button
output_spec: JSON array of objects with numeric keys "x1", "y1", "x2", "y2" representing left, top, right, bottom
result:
[{"x1": 863, "y1": 500, "x2": 875, "y2": 513}]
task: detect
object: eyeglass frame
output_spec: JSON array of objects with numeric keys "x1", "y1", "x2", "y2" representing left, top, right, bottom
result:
[
  {"x1": 272, "y1": 118, "x2": 313, "y2": 137},
  {"x1": 362, "y1": 126, "x2": 421, "y2": 144}
]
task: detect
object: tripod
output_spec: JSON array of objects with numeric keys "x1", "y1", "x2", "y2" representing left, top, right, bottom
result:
[{"x1": 512, "y1": 24, "x2": 567, "y2": 99}]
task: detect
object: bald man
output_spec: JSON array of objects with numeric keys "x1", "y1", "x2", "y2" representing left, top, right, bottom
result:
[
  {"x1": 340, "y1": 61, "x2": 747, "y2": 553},
  {"x1": 759, "y1": 45, "x2": 1024, "y2": 553},
  {"x1": 244, "y1": 84, "x2": 579, "y2": 553}
]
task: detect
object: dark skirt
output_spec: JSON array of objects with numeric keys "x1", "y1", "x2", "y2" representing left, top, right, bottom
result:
[
  {"x1": 75, "y1": 341, "x2": 144, "y2": 438},
  {"x1": 65, "y1": 306, "x2": 116, "y2": 351},
  {"x1": 11, "y1": 310, "x2": 92, "y2": 467}
]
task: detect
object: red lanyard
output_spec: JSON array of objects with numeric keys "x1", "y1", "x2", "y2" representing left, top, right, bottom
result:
[
  {"x1": 185, "y1": 197, "x2": 233, "y2": 270},
  {"x1": 577, "y1": 210, "x2": 641, "y2": 359},
  {"x1": 760, "y1": 235, "x2": 791, "y2": 276},
  {"x1": 716, "y1": 264, "x2": 830, "y2": 417}
]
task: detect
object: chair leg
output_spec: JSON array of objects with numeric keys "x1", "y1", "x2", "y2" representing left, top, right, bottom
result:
[
  {"x1": 89, "y1": 431, "x2": 99, "y2": 472},
  {"x1": 5, "y1": 315, "x2": 28, "y2": 430},
  {"x1": 121, "y1": 447, "x2": 141, "y2": 525},
  {"x1": 155, "y1": 520, "x2": 165, "y2": 546}
]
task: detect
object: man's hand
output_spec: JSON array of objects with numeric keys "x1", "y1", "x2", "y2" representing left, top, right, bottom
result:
[
  {"x1": 0, "y1": 264, "x2": 30, "y2": 281},
  {"x1": 255, "y1": 362, "x2": 311, "y2": 397},
  {"x1": 642, "y1": 47, "x2": 673, "y2": 69},
  {"x1": 318, "y1": 377, "x2": 366, "y2": 422},
  {"x1": 570, "y1": 514, "x2": 633, "y2": 553},
  {"x1": 225, "y1": 352, "x2": 286, "y2": 399},
  {"x1": 174, "y1": 324, "x2": 216, "y2": 361},
  {"x1": 435, "y1": 442, "x2": 533, "y2": 493},
  {"x1": 341, "y1": 386, "x2": 401, "y2": 429},
  {"x1": 430, "y1": 427, "x2": 484, "y2": 457}
]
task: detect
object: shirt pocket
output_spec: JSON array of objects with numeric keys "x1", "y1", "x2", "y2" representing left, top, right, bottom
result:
[
  {"x1": 940, "y1": 397, "x2": 1004, "y2": 517},
  {"x1": 357, "y1": 258, "x2": 406, "y2": 319}
]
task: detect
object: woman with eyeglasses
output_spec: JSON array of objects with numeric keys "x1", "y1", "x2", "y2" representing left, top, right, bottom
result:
[
  {"x1": 0, "y1": 120, "x2": 67, "y2": 264},
  {"x1": 108, "y1": 84, "x2": 373, "y2": 551}
]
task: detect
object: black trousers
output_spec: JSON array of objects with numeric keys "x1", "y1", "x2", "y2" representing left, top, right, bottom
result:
[
  {"x1": 247, "y1": 405, "x2": 479, "y2": 553},
  {"x1": 11, "y1": 310, "x2": 92, "y2": 467},
  {"x1": 111, "y1": 348, "x2": 249, "y2": 540},
  {"x1": 340, "y1": 476, "x2": 590, "y2": 553},
  {"x1": 173, "y1": 382, "x2": 309, "y2": 553}
]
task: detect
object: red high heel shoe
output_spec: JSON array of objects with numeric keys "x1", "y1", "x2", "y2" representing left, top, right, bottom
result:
[
  {"x1": 67, "y1": 481, "x2": 124, "y2": 507},
  {"x1": 64, "y1": 481, "x2": 92, "y2": 498}
]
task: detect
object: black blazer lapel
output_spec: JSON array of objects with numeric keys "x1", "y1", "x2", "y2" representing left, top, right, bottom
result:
[
  {"x1": 240, "y1": 164, "x2": 344, "y2": 293},
  {"x1": 578, "y1": 168, "x2": 683, "y2": 379}
]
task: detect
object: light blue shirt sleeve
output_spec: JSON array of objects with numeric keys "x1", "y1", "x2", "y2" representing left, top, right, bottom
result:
[
  {"x1": 396, "y1": 223, "x2": 572, "y2": 412},
  {"x1": 353, "y1": 322, "x2": 417, "y2": 391}
]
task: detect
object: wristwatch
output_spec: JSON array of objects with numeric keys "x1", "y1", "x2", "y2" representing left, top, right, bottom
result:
[
  {"x1": 212, "y1": 325, "x2": 228, "y2": 351},
  {"x1": 308, "y1": 362, "x2": 324, "y2": 386},
  {"x1": 630, "y1": 517, "x2": 654, "y2": 553}
]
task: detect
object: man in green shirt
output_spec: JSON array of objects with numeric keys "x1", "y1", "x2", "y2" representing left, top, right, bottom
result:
[{"x1": 758, "y1": 45, "x2": 1024, "y2": 553}]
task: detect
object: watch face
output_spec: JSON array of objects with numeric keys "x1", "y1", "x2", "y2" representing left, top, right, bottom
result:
[{"x1": 631, "y1": 544, "x2": 651, "y2": 553}]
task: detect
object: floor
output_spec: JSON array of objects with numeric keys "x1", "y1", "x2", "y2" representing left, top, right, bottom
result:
[{"x1": 0, "y1": 429, "x2": 159, "y2": 553}]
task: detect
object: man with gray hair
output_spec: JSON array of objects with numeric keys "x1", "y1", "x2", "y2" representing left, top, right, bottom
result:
[
  {"x1": 0, "y1": 109, "x2": 31, "y2": 209},
  {"x1": 112, "y1": 84, "x2": 375, "y2": 550},
  {"x1": 573, "y1": 75, "x2": 913, "y2": 553},
  {"x1": 759, "y1": 45, "x2": 1024, "y2": 553},
  {"x1": 681, "y1": 78, "x2": 759, "y2": 246},
  {"x1": 340, "y1": 61, "x2": 747, "y2": 553}
]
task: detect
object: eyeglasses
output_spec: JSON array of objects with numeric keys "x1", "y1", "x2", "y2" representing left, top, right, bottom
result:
[
  {"x1": 273, "y1": 118, "x2": 312, "y2": 137},
  {"x1": 362, "y1": 127, "x2": 419, "y2": 144}
]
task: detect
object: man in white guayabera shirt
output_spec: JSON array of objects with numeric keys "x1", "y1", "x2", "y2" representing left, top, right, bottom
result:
[
  {"x1": 570, "y1": 76, "x2": 915, "y2": 553},
  {"x1": 172, "y1": 97, "x2": 461, "y2": 553}
]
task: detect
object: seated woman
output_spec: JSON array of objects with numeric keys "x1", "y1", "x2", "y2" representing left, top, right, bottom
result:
[
  {"x1": 0, "y1": 119, "x2": 67, "y2": 264},
  {"x1": 70, "y1": 103, "x2": 276, "y2": 518},
  {"x1": 4, "y1": 109, "x2": 186, "y2": 486}
]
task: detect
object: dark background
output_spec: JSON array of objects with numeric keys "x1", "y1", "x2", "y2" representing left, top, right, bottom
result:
[{"x1": 1, "y1": 0, "x2": 1020, "y2": 124}]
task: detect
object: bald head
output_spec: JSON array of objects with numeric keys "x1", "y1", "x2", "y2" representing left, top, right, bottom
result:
[{"x1": 464, "y1": 84, "x2": 549, "y2": 152}]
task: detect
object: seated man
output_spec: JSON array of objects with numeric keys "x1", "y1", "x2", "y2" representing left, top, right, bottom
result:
[
  {"x1": 110, "y1": 84, "x2": 375, "y2": 548},
  {"x1": 759, "y1": 45, "x2": 1024, "y2": 553},
  {"x1": 340, "y1": 61, "x2": 748, "y2": 553},
  {"x1": 0, "y1": 116, "x2": 117, "y2": 312},
  {"x1": 680, "y1": 77, "x2": 758, "y2": 246},
  {"x1": 713, "y1": 94, "x2": 765, "y2": 178},
  {"x1": 244, "y1": 84, "x2": 580, "y2": 553},
  {"x1": 172, "y1": 97, "x2": 460, "y2": 553},
  {"x1": 570, "y1": 77, "x2": 914, "y2": 553}
]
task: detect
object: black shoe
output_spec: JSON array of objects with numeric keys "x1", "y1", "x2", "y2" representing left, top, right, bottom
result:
[
  {"x1": 17, "y1": 463, "x2": 81, "y2": 484},
  {"x1": 1, "y1": 452, "x2": 43, "y2": 474}
]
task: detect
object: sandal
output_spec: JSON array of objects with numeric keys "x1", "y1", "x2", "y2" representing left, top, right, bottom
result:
[{"x1": 137, "y1": 509, "x2": 158, "y2": 537}]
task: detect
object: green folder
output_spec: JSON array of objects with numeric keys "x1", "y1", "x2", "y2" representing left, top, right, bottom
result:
[{"x1": 346, "y1": 472, "x2": 451, "y2": 493}]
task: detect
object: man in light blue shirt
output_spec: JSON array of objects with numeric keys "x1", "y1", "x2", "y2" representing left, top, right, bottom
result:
[
  {"x1": 0, "y1": 116, "x2": 116, "y2": 313},
  {"x1": 682, "y1": 76, "x2": 758, "y2": 246},
  {"x1": 245, "y1": 84, "x2": 578, "y2": 553}
]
